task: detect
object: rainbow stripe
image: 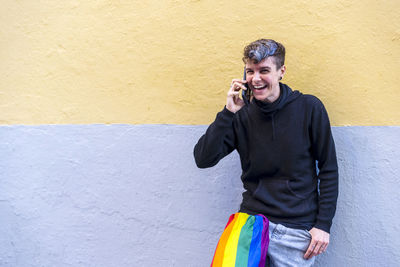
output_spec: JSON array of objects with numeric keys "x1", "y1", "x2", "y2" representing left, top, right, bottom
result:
[{"x1": 211, "y1": 212, "x2": 269, "y2": 267}]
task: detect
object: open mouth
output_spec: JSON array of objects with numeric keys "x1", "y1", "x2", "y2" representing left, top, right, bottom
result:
[{"x1": 252, "y1": 85, "x2": 268, "y2": 90}]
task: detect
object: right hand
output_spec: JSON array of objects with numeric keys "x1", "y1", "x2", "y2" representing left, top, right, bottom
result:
[{"x1": 226, "y1": 79, "x2": 247, "y2": 113}]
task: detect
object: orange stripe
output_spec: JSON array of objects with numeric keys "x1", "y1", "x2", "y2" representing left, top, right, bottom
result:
[{"x1": 211, "y1": 213, "x2": 238, "y2": 266}]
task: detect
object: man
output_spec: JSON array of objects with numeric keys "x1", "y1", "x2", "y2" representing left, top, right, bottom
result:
[{"x1": 194, "y1": 39, "x2": 338, "y2": 266}]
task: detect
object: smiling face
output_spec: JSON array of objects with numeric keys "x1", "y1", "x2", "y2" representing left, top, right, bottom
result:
[{"x1": 245, "y1": 57, "x2": 286, "y2": 103}]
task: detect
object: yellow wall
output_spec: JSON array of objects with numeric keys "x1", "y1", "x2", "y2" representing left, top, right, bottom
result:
[{"x1": 1, "y1": 0, "x2": 399, "y2": 125}]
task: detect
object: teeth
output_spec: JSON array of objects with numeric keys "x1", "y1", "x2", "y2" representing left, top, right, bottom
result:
[{"x1": 254, "y1": 85, "x2": 266, "y2": 89}]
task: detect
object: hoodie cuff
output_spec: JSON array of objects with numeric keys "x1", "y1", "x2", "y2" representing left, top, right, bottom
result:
[
  {"x1": 221, "y1": 106, "x2": 236, "y2": 117},
  {"x1": 314, "y1": 220, "x2": 332, "y2": 234}
]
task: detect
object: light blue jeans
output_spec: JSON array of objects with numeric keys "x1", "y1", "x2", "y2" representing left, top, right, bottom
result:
[{"x1": 267, "y1": 221, "x2": 316, "y2": 267}]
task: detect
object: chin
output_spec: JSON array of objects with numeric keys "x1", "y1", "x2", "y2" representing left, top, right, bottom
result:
[{"x1": 253, "y1": 93, "x2": 269, "y2": 101}]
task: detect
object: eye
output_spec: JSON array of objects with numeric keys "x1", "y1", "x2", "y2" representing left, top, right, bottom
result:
[
  {"x1": 246, "y1": 70, "x2": 254, "y2": 74},
  {"x1": 260, "y1": 69, "x2": 270, "y2": 74}
]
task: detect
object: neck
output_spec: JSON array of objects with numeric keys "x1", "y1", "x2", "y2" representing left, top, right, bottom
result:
[{"x1": 262, "y1": 84, "x2": 281, "y2": 103}]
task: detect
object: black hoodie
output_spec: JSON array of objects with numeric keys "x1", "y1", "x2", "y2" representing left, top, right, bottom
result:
[{"x1": 194, "y1": 83, "x2": 338, "y2": 233}]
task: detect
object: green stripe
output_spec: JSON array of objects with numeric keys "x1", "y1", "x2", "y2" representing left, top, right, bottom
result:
[{"x1": 235, "y1": 216, "x2": 255, "y2": 266}]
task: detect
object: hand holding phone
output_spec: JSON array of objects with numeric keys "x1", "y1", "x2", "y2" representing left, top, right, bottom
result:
[{"x1": 226, "y1": 76, "x2": 248, "y2": 113}]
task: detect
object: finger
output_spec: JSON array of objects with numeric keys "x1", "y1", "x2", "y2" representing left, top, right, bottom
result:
[
  {"x1": 304, "y1": 241, "x2": 316, "y2": 259},
  {"x1": 305, "y1": 240, "x2": 322, "y2": 259},
  {"x1": 227, "y1": 91, "x2": 240, "y2": 97},
  {"x1": 228, "y1": 93, "x2": 241, "y2": 103},
  {"x1": 231, "y1": 82, "x2": 247, "y2": 91},
  {"x1": 231, "y1": 81, "x2": 246, "y2": 89},
  {"x1": 231, "y1": 79, "x2": 247, "y2": 84},
  {"x1": 233, "y1": 92, "x2": 245, "y2": 104},
  {"x1": 312, "y1": 241, "x2": 323, "y2": 257},
  {"x1": 230, "y1": 82, "x2": 247, "y2": 91},
  {"x1": 319, "y1": 243, "x2": 329, "y2": 253}
]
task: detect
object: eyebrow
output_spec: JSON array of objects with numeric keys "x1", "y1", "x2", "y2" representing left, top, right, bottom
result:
[{"x1": 246, "y1": 66, "x2": 271, "y2": 71}]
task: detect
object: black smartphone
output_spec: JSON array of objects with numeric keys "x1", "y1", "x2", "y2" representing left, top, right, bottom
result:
[{"x1": 242, "y1": 67, "x2": 251, "y2": 105}]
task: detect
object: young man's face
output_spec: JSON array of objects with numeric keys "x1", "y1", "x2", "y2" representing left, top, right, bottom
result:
[{"x1": 245, "y1": 57, "x2": 286, "y2": 102}]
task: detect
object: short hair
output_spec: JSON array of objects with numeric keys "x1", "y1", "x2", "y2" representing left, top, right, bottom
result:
[{"x1": 242, "y1": 39, "x2": 285, "y2": 69}]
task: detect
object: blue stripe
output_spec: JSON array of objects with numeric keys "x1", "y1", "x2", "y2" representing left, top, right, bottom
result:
[{"x1": 247, "y1": 215, "x2": 263, "y2": 266}]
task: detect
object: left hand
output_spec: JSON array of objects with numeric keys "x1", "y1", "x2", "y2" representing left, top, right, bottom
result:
[{"x1": 304, "y1": 227, "x2": 330, "y2": 259}]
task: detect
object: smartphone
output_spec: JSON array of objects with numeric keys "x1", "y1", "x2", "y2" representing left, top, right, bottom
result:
[{"x1": 242, "y1": 67, "x2": 251, "y2": 105}]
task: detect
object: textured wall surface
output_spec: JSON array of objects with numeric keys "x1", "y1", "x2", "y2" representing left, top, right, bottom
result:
[
  {"x1": 1, "y1": 0, "x2": 399, "y2": 266},
  {"x1": 1, "y1": 0, "x2": 399, "y2": 125},
  {"x1": 1, "y1": 125, "x2": 399, "y2": 266}
]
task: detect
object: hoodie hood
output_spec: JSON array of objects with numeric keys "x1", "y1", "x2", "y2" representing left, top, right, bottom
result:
[
  {"x1": 250, "y1": 83, "x2": 302, "y2": 140},
  {"x1": 252, "y1": 82, "x2": 302, "y2": 114}
]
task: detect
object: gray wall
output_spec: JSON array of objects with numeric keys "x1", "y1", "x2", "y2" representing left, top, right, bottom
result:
[{"x1": 1, "y1": 125, "x2": 399, "y2": 266}]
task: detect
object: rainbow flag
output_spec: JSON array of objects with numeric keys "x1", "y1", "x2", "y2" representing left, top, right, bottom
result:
[{"x1": 211, "y1": 212, "x2": 269, "y2": 267}]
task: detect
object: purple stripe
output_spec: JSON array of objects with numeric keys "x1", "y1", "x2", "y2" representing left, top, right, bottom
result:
[{"x1": 258, "y1": 214, "x2": 269, "y2": 267}]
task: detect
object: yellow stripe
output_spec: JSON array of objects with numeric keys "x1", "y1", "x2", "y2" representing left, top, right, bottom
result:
[{"x1": 222, "y1": 213, "x2": 249, "y2": 267}]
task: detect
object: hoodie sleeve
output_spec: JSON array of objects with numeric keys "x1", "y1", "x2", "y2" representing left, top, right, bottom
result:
[
  {"x1": 310, "y1": 98, "x2": 339, "y2": 233},
  {"x1": 193, "y1": 106, "x2": 237, "y2": 168}
]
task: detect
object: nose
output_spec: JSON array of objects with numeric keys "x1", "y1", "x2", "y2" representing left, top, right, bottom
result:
[{"x1": 253, "y1": 72, "x2": 261, "y2": 82}]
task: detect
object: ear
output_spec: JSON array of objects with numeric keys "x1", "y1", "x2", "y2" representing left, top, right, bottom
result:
[
  {"x1": 280, "y1": 65, "x2": 286, "y2": 74},
  {"x1": 280, "y1": 65, "x2": 286, "y2": 78}
]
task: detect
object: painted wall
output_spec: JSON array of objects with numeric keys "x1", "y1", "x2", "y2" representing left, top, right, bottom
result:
[
  {"x1": 1, "y1": 125, "x2": 399, "y2": 266},
  {"x1": 1, "y1": 0, "x2": 399, "y2": 125},
  {"x1": 1, "y1": 0, "x2": 400, "y2": 266}
]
